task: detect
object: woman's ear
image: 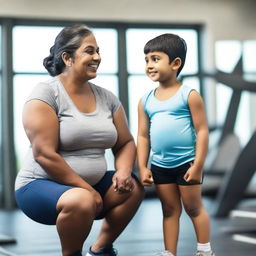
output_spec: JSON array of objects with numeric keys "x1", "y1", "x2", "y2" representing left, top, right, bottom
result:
[
  {"x1": 61, "y1": 52, "x2": 72, "y2": 67},
  {"x1": 171, "y1": 57, "x2": 182, "y2": 71}
]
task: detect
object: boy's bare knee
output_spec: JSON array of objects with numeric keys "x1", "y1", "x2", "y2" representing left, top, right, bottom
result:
[
  {"x1": 184, "y1": 206, "x2": 201, "y2": 218},
  {"x1": 162, "y1": 204, "x2": 181, "y2": 218}
]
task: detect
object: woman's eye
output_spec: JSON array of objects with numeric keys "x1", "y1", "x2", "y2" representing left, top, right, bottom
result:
[{"x1": 85, "y1": 50, "x2": 94, "y2": 54}]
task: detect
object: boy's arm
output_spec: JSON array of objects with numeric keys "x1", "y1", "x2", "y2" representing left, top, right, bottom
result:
[
  {"x1": 137, "y1": 99, "x2": 154, "y2": 186},
  {"x1": 185, "y1": 90, "x2": 209, "y2": 182}
]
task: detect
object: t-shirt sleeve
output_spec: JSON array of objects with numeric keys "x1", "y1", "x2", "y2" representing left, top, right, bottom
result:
[
  {"x1": 108, "y1": 91, "x2": 121, "y2": 115},
  {"x1": 26, "y1": 82, "x2": 59, "y2": 112},
  {"x1": 98, "y1": 86, "x2": 121, "y2": 115}
]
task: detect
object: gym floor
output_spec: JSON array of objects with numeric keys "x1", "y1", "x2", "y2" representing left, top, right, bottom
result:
[{"x1": 0, "y1": 197, "x2": 255, "y2": 256}]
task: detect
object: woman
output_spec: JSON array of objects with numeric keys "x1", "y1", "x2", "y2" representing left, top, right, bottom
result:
[{"x1": 15, "y1": 24, "x2": 144, "y2": 256}]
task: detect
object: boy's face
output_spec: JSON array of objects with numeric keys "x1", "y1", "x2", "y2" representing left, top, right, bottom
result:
[{"x1": 145, "y1": 51, "x2": 176, "y2": 82}]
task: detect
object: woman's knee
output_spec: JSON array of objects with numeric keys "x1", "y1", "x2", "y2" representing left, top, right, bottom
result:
[{"x1": 57, "y1": 188, "x2": 99, "y2": 215}]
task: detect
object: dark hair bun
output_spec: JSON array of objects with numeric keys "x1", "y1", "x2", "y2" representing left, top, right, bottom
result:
[{"x1": 43, "y1": 55, "x2": 57, "y2": 76}]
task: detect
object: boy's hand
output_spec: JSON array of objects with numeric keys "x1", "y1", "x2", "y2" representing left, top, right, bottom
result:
[
  {"x1": 183, "y1": 165, "x2": 202, "y2": 184},
  {"x1": 140, "y1": 168, "x2": 154, "y2": 186}
]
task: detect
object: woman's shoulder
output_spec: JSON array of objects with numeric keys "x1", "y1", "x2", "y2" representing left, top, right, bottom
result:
[
  {"x1": 179, "y1": 84, "x2": 200, "y2": 105},
  {"x1": 32, "y1": 76, "x2": 59, "y2": 93},
  {"x1": 89, "y1": 82, "x2": 121, "y2": 114},
  {"x1": 89, "y1": 82, "x2": 120, "y2": 104},
  {"x1": 90, "y1": 82, "x2": 115, "y2": 96},
  {"x1": 27, "y1": 76, "x2": 60, "y2": 110},
  {"x1": 141, "y1": 88, "x2": 154, "y2": 105}
]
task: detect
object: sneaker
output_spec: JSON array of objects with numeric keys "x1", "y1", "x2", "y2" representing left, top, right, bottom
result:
[
  {"x1": 156, "y1": 251, "x2": 174, "y2": 256},
  {"x1": 195, "y1": 251, "x2": 215, "y2": 256},
  {"x1": 86, "y1": 244, "x2": 117, "y2": 256}
]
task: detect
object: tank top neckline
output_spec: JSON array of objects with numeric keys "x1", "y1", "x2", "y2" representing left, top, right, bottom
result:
[{"x1": 152, "y1": 85, "x2": 182, "y2": 103}]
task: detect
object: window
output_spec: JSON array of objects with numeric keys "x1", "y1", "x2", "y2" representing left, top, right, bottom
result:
[
  {"x1": 0, "y1": 20, "x2": 202, "y2": 208},
  {"x1": 215, "y1": 40, "x2": 254, "y2": 146},
  {"x1": 243, "y1": 40, "x2": 256, "y2": 81},
  {"x1": 13, "y1": 26, "x2": 62, "y2": 168},
  {"x1": 126, "y1": 28, "x2": 200, "y2": 138}
]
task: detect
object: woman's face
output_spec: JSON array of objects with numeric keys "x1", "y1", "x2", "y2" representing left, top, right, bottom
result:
[{"x1": 71, "y1": 33, "x2": 101, "y2": 80}]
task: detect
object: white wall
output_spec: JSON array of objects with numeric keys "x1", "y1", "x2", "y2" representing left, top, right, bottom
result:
[{"x1": 0, "y1": 0, "x2": 255, "y2": 40}]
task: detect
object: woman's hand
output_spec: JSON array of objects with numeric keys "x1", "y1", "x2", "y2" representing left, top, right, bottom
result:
[{"x1": 112, "y1": 171, "x2": 134, "y2": 194}]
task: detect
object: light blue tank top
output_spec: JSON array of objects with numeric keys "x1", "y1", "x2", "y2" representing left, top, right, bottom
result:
[{"x1": 142, "y1": 85, "x2": 196, "y2": 168}]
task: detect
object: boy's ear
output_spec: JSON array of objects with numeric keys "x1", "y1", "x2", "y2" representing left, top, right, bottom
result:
[
  {"x1": 171, "y1": 57, "x2": 182, "y2": 71},
  {"x1": 61, "y1": 52, "x2": 73, "y2": 67}
]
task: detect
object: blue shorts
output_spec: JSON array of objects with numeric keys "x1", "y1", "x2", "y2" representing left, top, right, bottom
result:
[
  {"x1": 15, "y1": 171, "x2": 137, "y2": 225},
  {"x1": 151, "y1": 161, "x2": 203, "y2": 185}
]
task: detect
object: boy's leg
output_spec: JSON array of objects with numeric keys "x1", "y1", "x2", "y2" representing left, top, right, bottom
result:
[
  {"x1": 155, "y1": 183, "x2": 182, "y2": 255},
  {"x1": 179, "y1": 185, "x2": 211, "y2": 243}
]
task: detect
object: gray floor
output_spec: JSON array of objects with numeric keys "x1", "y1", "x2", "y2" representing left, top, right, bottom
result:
[{"x1": 0, "y1": 197, "x2": 255, "y2": 256}]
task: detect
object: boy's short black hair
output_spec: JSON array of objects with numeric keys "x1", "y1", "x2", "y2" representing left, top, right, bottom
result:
[{"x1": 144, "y1": 33, "x2": 187, "y2": 76}]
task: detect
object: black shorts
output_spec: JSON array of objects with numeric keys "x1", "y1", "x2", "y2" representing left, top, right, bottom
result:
[{"x1": 151, "y1": 161, "x2": 203, "y2": 185}]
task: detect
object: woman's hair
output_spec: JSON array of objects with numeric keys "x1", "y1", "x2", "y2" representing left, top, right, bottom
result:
[
  {"x1": 144, "y1": 33, "x2": 187, "y2": 76},
  {"x1": 43, "y1": 24, "x2": 92, "y2": 76}
]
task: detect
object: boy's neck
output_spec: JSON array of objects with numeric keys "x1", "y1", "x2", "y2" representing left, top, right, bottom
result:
[
  {"x1": 158, "y1": 80, "x2": 181, "y2": 89},
  {"x1": 155, "y1": 81, "x2": 182, "y2": 101}
]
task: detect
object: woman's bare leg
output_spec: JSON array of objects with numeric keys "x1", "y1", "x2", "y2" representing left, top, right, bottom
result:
[
  {"x1": 90, "y1": 179, "x2": 144, "y2": 251},
  {"x1": 56, "y1": 188, "x2": 98, "y2": 256}
]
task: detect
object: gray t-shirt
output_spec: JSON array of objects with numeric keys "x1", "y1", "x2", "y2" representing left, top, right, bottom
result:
[{"x1": 15, "y1": 76, "x2": 121, "y2": 190}]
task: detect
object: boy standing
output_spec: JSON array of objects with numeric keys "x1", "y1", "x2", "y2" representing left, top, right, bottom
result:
[{"x1": 137, "y1": 33, "x2": 215, "y2": 256}]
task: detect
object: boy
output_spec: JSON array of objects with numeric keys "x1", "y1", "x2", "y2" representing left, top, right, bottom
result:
[{"x1": 137, "y1": 33, "x2": 215, "y2": 256}]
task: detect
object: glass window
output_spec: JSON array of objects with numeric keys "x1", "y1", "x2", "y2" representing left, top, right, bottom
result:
[
  {"x1": 216, "y1": 83, "x2": 232, "y2": 126},
  {"x1": 243, "y1": 40, "x2": 256, "y2": 73},
  {"x1": 215, "y1": 40, "x2": 253, "y2": 146},
  {"x1": 128, "y1": 75, "x2": 156, "y2": 137},
  {"x1": 126, "y1": 28, "x2": 199, "y2": 139},
  {"x1": 13, "y1": 26, "x2": 63, "y2": 73},
  {"x1": 92, "y1": 29, "x2": 118, "y2": 74},
  {"x1": 13, "y1": 26, "x2": 118, "y2": 170},
  {"x1": 215, "y1": 40, "x2": 242, "y2": 73},
  {"x1": 234, "y1": 92, "x2": 251, "y2": 146},
  {"x1": 0, "y1": 25, "x2": 2, "y2": 197},
  {"x1": 243, "y1": 40, "x2": 256, "y2": 82}
]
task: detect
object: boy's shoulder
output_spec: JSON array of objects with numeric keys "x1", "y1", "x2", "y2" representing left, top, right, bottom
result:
[{"x1": 141, "y1": 88, "x2": 155, "y2": 104}]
